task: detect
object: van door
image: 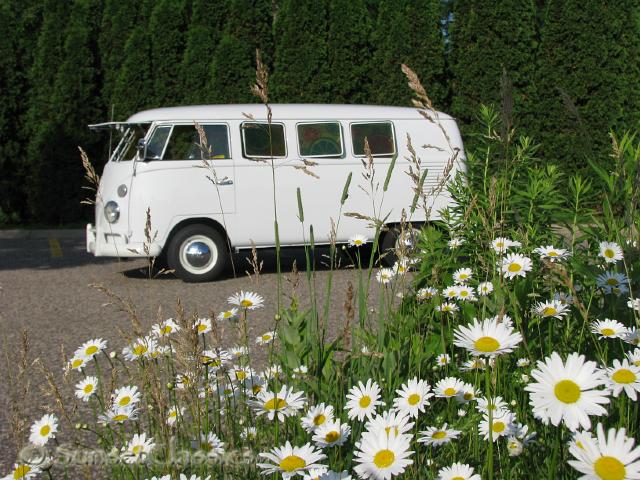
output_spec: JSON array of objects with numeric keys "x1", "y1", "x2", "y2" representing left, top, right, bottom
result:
[{"x1": 127, "y1": 123, "x2": 236, "y2": 245}]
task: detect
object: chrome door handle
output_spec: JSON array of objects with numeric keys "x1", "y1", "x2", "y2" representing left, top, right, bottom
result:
[{"x1": 215, "y1": 177, "x2": 234, "y2": 185}]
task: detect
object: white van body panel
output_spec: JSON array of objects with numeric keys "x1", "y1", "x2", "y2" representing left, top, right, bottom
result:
[{"x1": 87, "y1": 104, "x2": 465, "y2": 258}]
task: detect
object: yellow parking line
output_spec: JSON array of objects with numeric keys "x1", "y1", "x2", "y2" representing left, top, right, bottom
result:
[{"x1": 48, "y1": 238, "x2": 63, "y2": 258}]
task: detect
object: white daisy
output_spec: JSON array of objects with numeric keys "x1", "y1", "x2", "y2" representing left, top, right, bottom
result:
[
  {"x1": 416, "y1": 287, "x2": 438, "y2": 300},
  {"x1": 456, "y1": 383, "x2": 478, "y2": 403},
  {"x1": 67, "y1": 354, "x2": 88, "y2": 371},
  {"x1": 590, "y1": 319, "x2": 629, "y2": 340},
  {"x1": 200, "y1": 432, "x2": 225, "y2": 458},
  {"x1": 533, "y1": 299, "x2": 570, "y2": 319},
  {"x1": 517, "y1": 358, "x2": 531, "y2": 367},
  {"x1": 345, "y1": 379, "x2": 384, "y2": 421},
  {"x1": 453, "y1": 268, "x2": 473, "y2": 283},
  {"x1": 492, "y1": 237, "x2": 521, "y2": 254},
  {"x1": 448, "y1": 238, "x2": 464, "y2": 249},
  {"x1": 442, "y1": 285, "x2": 459, "y2": 299},
  {"x1": 534, "y1": 245, "x2": 570, "y2": 262},
  {"x1": 499, "y1": 253, "x2": 532, "y2": 279},
  {"x1": 599, "y1": 241, "x2": 623, "y2": 263},
  {"x1": 625, "y1": 328, "x2": 640, "y2": 347},
  {"x1": 376, "y1": 268, "x2": 395, "y2": 284},
  {"x1": 628, "y1": 297, "x2": 640, "y2": 313},
  {"x1": 151, "y1": 318, "x2": 180, "y2": 337},
  {"x1": 393, "y1": 258, "x2": 410, "y2": 275},
  {"x1": 257, "y1": 442, "x2": 326, "y2": 479},
  {"x1": 312, "y1": 419, "x2": 351, "y2": 447},
  {"x1": 99, "y1": 405, "x2": 139, "y2": 424},
  {"x1": 349, "y1": 234, "x2": 368, "y2": 247},
  {"x1": 453, "y1": 316, "x2": 522, "y2": 357},
  {"x1": 479, "y1": 410, "x2": 515, "y2": 442},
  {"x1": 475, "y1": 396, "x2": 508, "y2": 414},
  {"x1": 627, "y1": 349, "x2": 640, "y2": 368},
  {"x1": 249, "y1": 385, "x2": 306, "y2": 422},
  {"x1": 74, "y1": 338, "x2": 107, "y2": 359},
  {"x1": 606, "y1": 359, "x2": 640, "y2": 401},
  {"x1": 194, "y1": 317, "x2": 212, "y2": 335},
  {"x1": 434, "y1": 377, "x2": 465, "y2": 399},
  {"x1": 461, "y1": 358, "x2": 487, "y2": 371},
  {"x1": 122, "y1": 336, "x2": 156, "y2": 361},
  {"x1": 302, "y1": 403, "x2": 335, "y2": 433},
  {"x1": 365, "y1": 410, "x2": 414, "y2": 438},
  {"x1": 392, "y1": 377, "x2": 433, "y2": 418},
  {"x1": 568, "y1": 423, "x2": 640, "y2": 480},
  {"x1": 477, "y1": 281, "x2": 494, "y2": 296},
  {"x1": 241, "y1": 427, "x2": 257, "y2": 440},
  {"x1": 29, "y1": 413, "x2": 58, "y2": 446},
  {"x1": 262, "y1": 364, "x2": 283, "y2": 380},
  {"x1": 166, "y1": 406, "x2": 184, "y2": 426},
  {"x1": 525, "y1": 352, "x2": 610, "y2": 431},
  {"x1": 1, "y1": 463, "x2": 41, "y2": 480},
  {"x1": 418, "y1": 423, "x2": 461, "y2": 446},
  {"x1": 455, "y1": 284, "x2": 476, "y2": 302},
  {"x1": 217, "y1": 308, "x2": 238, "y2": 321},
  {"x1": 121, "y1": 433, "x2": 155, "y2": 463},
  {"x1": 596, "y1": 271, "x2": 630, "y2": 295},
  {"x1": 256, "y1": 330, "x2": 277, "y2": 345},
  {"x1": 436, "y1": 302, "x2": 459, "y2": 314},
  {"x1": 353, "y1": 429, "x2": 413, "y2": 480},
  {"x1": 228, "y1": 290, "x2": 264, "y2": 309},
  {"x1": 229, "y1": 345, "x2": 249, "y2": 359},
  {"x1": 200, "y1": 349, "x2": 232, "y2": 370},
  {"x1": 113, "y1": 385, "x2": 141, "y2": 408},
  {"x1": 437, "y1": 462, "x2": 481, "y2": 480},
  {"x1": 436, "y1": 353, "x2": 451, "y2": 367},
  {"x1": 75, "y1": 376, "x2": 98, "y2": 402}
]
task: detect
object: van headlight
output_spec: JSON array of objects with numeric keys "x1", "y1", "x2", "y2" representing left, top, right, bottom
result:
[{"x1": 104, "y1": 201, "x2": 120, "y2": 223}]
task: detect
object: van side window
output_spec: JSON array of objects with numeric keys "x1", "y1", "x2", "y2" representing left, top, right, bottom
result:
[
  {"x1": 297, "y1": 122, "x2": 343, "y2": 157},
  {"x1": 145, "y1": 126, "x2": 171, "y2": 160},
  {"x1": 242, "y1": 122, "x2": 286, "y2": 158},
  {"x1": 163, "y1": 124, "x2": 230, "y2": 160},
  {"x1": 351, "y1": 122, "x2": 396, "y2": 157}
]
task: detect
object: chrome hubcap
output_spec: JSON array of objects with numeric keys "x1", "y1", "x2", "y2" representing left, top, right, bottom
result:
[{"x1": 185, "y1": 241, "x2": 211, "y2": 268}]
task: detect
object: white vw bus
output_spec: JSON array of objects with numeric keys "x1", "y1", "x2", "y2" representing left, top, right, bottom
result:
[{"x1": 86, "y1": 104, "x2": 465, "y2": 282}]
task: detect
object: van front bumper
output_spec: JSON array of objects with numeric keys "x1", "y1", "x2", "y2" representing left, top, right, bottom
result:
[{"x1": 86, "y1": 223, "x2": 162, "y2": 257}]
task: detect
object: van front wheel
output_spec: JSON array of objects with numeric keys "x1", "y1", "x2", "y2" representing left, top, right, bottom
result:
[{"x1": 167, "y1": 225, "x2": 229, "y2": 282}]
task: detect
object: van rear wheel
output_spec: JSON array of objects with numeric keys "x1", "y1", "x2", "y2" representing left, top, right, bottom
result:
[{"x1": 167, "y1": 225, "x2": 229, "y2": 282}]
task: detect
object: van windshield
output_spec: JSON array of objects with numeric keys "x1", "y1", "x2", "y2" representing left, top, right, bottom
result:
[{"x1": 110, "y1": 124, "x2": 150, "y2": 162}]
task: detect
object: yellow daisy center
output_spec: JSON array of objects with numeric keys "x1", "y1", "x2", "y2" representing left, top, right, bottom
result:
[
  {"x1": 548, "y1": 251, "x2": 558, "y2": 257},
  {"x1": 407, "y1": 393, "x2": 421, "y2": 406},
  {"x1": 601, "y1": 328, "x2": 615, "y2": 336},
  {"x1": 325, "y1": 431, "x2": 340, "y2": 443},
  {"x1": 83, "y1": 384, "x2": 94, "y2": 394},
  {"x1": 169, "y1": 411, "x2": 177, "y2": 418},
  {"x1": 606, "y1": 278, "x2": 619, "y2": 286},
  {"x1": 492, "y1": 421, "x2": 506, "y2": 433},
  {"x1": 542, "y1": 307, "x2": 557, "y2": 316},
  {"x1": 236, "y1": 370, "x2": 247, "y2": 380},
  {"x1": 72, "y1": 358, "x2": 84, "y2": 369},
  {"x1": 463, "y1": 392, "x2": 474, "y2": 400},
  {"x1": 279, "y1": 455, "x2": 306, "y2": 472},
  {"x1": 459, "y1": 290, "x2": 469, "y2": 297},
  {"x1": 432, "y1": 430, "x2": 447, "y2": 439},
  {"x1": 459, "y1": 273, "x2": 469, "y2": 279},
  {"x1": 112, "y1": 414, "x2": 129, "y2": 422},
  {"x1": 118, "y1": 396, "x2": 131, "y2": 406},
  {"x1": 554, "y1": 379, "x2": 581, "y2": 404},
  {"x1": 264, "y1": 398, "x2": 287, "y2": 410},
  {"x1": 508, "y1": 263, "x2": 522, "y2": 272},
  {"x1": 240, "y1": 299, "x2": 253, "y2": 307},
  {"x1": 313, "y1": 414, "x2": 326, "y2": 426},
  {"x1": 252, "y1": 385, "x2": 263, "y2": 394},
  {"x1": 85, "y1": 345, "x2": 98, "y2": 356},
  {"x1": 634, "y1": 360, "x2": 640, "y2": 367},
  {"x1": 197, "y1": 324, "x2": 207, "y2": 333},
  {"x1": 444, "y1": 387, "x2": 456, "y2": 396},
  {"x1": 354, "y1": 239, "x2": 363, "y2": 245},
  {"x1": 451, "y1": 477, "x2": 465, "y2": 480},
  {"x1": 262, "y1": 334, "x2": 272, "y2": 341},
  {"x1": 223, "y1": 311, "x2": 232, "y2": 318},
  {"x1": 359, "y1": 395, "x2": 372, "y2": 408},
  {"x1": 13, "y1": 465, "x2": 31, "y2": 479},
  {"x1": 40, "y1": 425, "x2": 51, "y2": 436},
  {"x1": 604, "y1": 248, "x2": 615, "y2": 259},
  {"x1": 161, "y1": 325, "x2": 172, "y2": 334},
  {"x1": 132, "y1": 445, "x2": 142, "y2": 456},
  {"x1": 612, "y1": 368, "x2": 636, "y2": 384},
  {"x1": 594, "y1": 455, "x2": 625, "y2": 480},
  {"x1": 373, "y1": 449, "x2": 396, "y2": 469},
  {"x1": 474, "y1": 336, "x2": 500, "y2": 352},
  {"x1": 133, "y1": 344, "x2": 147, "y2": 356}
]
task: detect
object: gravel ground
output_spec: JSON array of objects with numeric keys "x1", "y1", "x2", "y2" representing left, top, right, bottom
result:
[{"x1": 0, "y1": 232, "x2": 391, "y2": 473}]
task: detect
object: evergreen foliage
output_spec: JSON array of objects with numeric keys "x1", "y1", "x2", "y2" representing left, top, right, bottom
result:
[
  {"x1": 149, "y1": 0, "x2": 188, "y2": 106},
  {"x1": 181, "y1": 0, "x2": 228, "y2": 104},
  {"x1": 531, "y1": 0, "x2": 640, "y2": 172},
  {"x1": 271, "y1": 0, "x2": 330, "y2": 102},
  {"x1": 209, "y1": 0, "x2": 273, "y2": 104},
  {"x1": 449, "y1": 1, "x2": 537, "y2": 139},
  {"x1": 370, "y1": 0, "x2": 446, "y2": 107},
  {"x1": 326, "y1": 0, "x2": 372, "y2": 104},
  {"x1": 112, "y1": 27, "x2": 153, "y2": 119}
]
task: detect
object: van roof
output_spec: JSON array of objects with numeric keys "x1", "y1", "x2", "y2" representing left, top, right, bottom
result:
[{"x1": 126, "y1": 104, "x2": 455, "y2": 123}]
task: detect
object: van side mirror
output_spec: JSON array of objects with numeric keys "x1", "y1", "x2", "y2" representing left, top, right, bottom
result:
[{"x1": 136, "y1": 138, "x2": 148, "y2": 161}]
